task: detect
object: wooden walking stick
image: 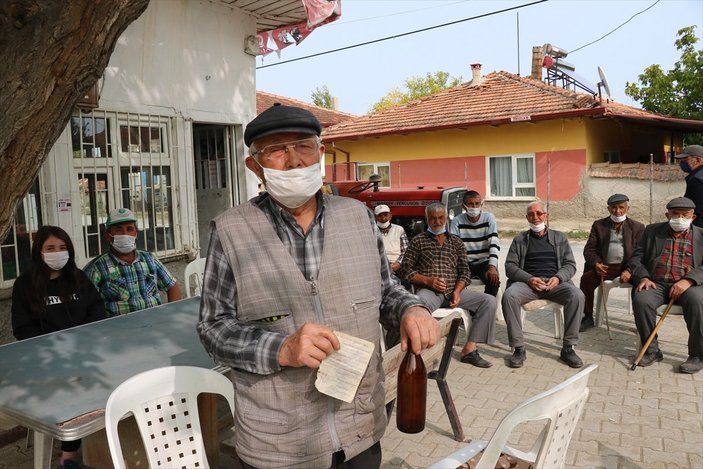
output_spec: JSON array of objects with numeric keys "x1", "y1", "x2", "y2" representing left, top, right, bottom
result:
[
  {"x1": 600, "y1": 276, "x2": 612, "y2": 340},
  {"x1": 631, "y1": 298, "x2": 675, "y2": 370}
]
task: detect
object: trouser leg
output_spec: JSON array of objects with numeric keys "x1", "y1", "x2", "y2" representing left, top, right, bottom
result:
[
  {"x1": 457, "y1": 289, "x2": 497, "y2": 345},
  {"x1": 543, "y1": 283, "x2": 585, "y2": 346},
  {"x1": 501, "y1": 282, "x2": 538, "y2": 348},
  {"x1": 679, "y1": 286, "x2": 703, "y2": 357},
  {"x1": 632, "y1": 283, "x2": 669, "y2": 353},
  {"x1": 414, "y1": 288, "x2": 445, "y2": 312},
  {"x1": 469, "y1": 261, "x2": 500, "y2": 297}
]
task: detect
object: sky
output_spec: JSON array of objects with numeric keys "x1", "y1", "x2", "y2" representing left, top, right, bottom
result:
[{"x1": 255, "y1": 0, "x2": 703, "y2": 116}]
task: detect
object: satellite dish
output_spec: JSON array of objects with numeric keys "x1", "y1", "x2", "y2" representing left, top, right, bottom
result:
[{"x1": 597, "y1": 66, "x2": 612, "y2": 99}]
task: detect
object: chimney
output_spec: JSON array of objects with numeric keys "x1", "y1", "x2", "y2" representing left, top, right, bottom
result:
[
  {"x1": 531, "y1": 46, "x2": 544, "y2": 80},
  {"x1": 332, "y1": 96, "x2": 339, "y2": 111},
  {"x1": 470, "y1": 63, "x2": 482, "y2": 86}
]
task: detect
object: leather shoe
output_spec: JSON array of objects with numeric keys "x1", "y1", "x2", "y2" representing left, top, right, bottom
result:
[
  {"x1": 461, "y1": 349, "x2": 492, "y2": 368},
  {"x1": 637, "y1": 350, "x2": 663, "y2": 367},
  {"x1": 679, "y1": 356, "x2": 703, "y2": 374},
  {"x1": 579, "y1": 315, "x2": 595, "y2": 332},
  {"x1": 559, "y1": 346, "x2": 583, "y2": 368},
  {"x1": 507, "y1": 347, "x2": 526, "y2": 368}
]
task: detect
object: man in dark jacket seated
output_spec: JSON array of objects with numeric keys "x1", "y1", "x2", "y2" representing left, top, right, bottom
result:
[{"x1": 579, "y1": 194, "x2": 645, "y2": 331}]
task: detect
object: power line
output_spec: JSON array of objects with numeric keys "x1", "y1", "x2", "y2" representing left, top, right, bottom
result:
[
  {"x1": 569, "y1": 0, "x2": 661, "y2": 54},
  {"x1": 256, "y1": 0, "x2": 548, "y2": 70}
]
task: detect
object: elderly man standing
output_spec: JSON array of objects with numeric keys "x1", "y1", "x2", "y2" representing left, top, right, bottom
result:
[
  {"x1": 197, "y1": 104, "x2": 440, "y2": 469},
  {"x1": 674, "y1": 145, "x2": 703, "y2": 228},
  {"x1": 374, "y1": 204, "x2": 408, "y2": 274},
  {"x1": 449, "y1": 190, "x2": 500, "y2": 297},
  {"x1": 628, "y1": 197, "x2": 703, "y2": 373},
  {"x1": 399, "y1": 202, "x2": 496, "y2": 368},
  {"x1": 502, "y1": 200, "x2": 584, "y2": 369},
  {"x1": 84, "y1": 207, "x2": 181, "y2": 316},
  {"x1": 579, "y1": 194, "x2": 645, "y2": 331}
]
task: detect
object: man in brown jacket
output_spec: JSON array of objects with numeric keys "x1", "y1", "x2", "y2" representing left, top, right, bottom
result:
[{"x1": 579, "y1": 193, "x2": 645, "y2": 331}]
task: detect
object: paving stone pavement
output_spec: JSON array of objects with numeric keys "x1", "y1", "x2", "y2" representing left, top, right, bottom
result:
[{"x1": 1, "y1": 240, "x2": 701, "y2": 468}]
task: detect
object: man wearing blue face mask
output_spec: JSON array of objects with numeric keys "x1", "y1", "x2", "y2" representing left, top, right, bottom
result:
[
  {"x1": 674, "y1": 145, "x2": 703, "y2": 228},
  {"x1": 502, "y1": 200, "x2": 584, "y2": 369},
  {"x1": 399, "y1": 203, "x2": 497, "y2": 368},
  {"x1": 578, "y1": 194, "x2": 645, "y2": 331},
  {"x1": 628, "y1": 197, "x2": 703, "y2": 373},
  {"x1": 84, "y1": 207, "x2": 180, "y2": 316},
  {"x1": 197, "y1": 104, "x2": 440, "y2": 469}
]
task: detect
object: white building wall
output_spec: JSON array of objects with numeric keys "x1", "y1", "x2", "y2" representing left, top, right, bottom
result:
[{"x1": 40, "y1": 0, "x2": 259, "y2": 266}]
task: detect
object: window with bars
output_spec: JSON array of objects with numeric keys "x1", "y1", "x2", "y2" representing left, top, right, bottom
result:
[
  {"x1": 0, "y1": 179, "x2": 42, "y2": 286},
  {"x1": 71, "y1": 110, "x2": 177, "y2": 259},
  {"x1": 357, "y1": 163, "x2": 390, "y2": 187}
]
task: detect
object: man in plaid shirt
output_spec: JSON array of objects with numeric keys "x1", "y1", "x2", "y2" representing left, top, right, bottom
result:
[
  {"x1": 84, "y1": 208, "x2": 180, "y2": 316},
  {"x1": 629, "y1": 197, "x2": 703, "y2": 373},
  {"x1": 399, "y1": 202, "x2": 497, "y2": 368}
]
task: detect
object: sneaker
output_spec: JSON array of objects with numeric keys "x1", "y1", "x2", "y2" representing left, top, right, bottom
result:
[
  {"x1": 461, "y1": 349, "x2": 493, "y2": 368},
  {"x1": 679, "y1": 356, "x2": 703, "y2": 374},
  {"x1": 637, "y1": 350, "x2": 664, "y2": 367},
  {"x1": 507, "y1": 347, "x2": 526, "y2": 368},
  {"x1": 58, "y1": 460, "x2": 81, "y2": 469},
  {"x1": 559, "y1": 346, "x2": 583, "y2": 368},
  {"x1": 579, "y1": 315, "x2": 595, "y2": 332}
]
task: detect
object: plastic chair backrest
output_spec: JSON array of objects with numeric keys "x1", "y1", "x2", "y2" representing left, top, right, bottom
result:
[
  {"x1": 184, "y1": 257, "x2": 207, "y2": 298},
  {"x1": 105, "y1": 366, "x2": 235, "y2": 469},
  {"x1": 475, "y1": 363, "x2": 597, "y2": 469}
]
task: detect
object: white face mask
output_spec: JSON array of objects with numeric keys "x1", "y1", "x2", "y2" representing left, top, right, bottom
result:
[
  {"x1": 669, "y1": 217, "x2": 693, "y2": 232},
  {"x1": 428, "y1": 226, "x2": 446, "y2": 236},
  {"x1": 261, "y1": 163, "x2": 323, "y2": 209},
  {"x1": 464, "y1": 207, "x2": 481, "y2": 217},
  {"x1": 111, "y1": 235, "x2": 137, "y2": 254},
  {"x1": 529, "y1": 222, "x2": 546, "y2": 233},
  {"x1": 42, "y1": 251, "x2": 69, "y2": 271},
  {"x1": 377, "y1": 220, "x2": 391, "y2": 229},
  {"x1": 610, "y1": 214, "x2": 627, "y2": 223}
]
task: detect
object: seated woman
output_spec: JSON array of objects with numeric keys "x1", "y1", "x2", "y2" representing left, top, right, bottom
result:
[{"x1": 11, "y1": 225, "x2": 106, "y2": 469}]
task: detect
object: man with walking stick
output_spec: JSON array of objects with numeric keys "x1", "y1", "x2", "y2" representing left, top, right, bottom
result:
[{"x1": 629, "y1": 197, "x2": 703, "y2": 373}]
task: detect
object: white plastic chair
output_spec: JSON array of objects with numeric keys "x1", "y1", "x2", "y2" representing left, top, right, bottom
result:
[
  {"x1": 467, "y1": 277, "x2": 504, "y2": 321},
  {"x1": 521, "y1": 299, "x2": 564, "y2": 339},
  {"x1": 428, "y1": 363, "x2": 597, "y2": 469},
  {"x1": 595, "y1": 278, "x2": 632, "y2": 327},
  {"x1": 184, "y1": 257, "x2": 207, "y2": 298},
  {"x1": 105, "y1": 366, "x2": 235, "y2": 469}
]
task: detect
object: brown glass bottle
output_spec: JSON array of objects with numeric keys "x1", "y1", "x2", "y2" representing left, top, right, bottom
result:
[{"x1": 396, "y1": 349, "x2": 427, "y2": 433}]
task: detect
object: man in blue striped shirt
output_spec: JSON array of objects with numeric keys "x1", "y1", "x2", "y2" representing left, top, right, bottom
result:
[{"x1": 450, "y1": 190, "x2": 501, "y2": 296}]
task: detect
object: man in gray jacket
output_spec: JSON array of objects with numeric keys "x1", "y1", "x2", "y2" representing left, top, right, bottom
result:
[
  {"x1": 502, "y1": 200, "x2": 584, "y2": 369},
  {"x1": 197, "y1": 104, "x2": 440, "y2": 468}
]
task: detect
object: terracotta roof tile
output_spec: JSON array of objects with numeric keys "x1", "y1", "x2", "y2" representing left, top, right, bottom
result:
[
  {"x1": 256, "y1": 90, "x2": 356, "y2": 128},
  {"x1": 321, "y1": 71, "x2": 684, "y2": 140}
]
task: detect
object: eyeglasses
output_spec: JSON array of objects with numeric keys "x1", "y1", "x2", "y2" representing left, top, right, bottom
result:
[
  {"x1": 526, "y1": 211, "x2": 547, "y2": 217},
  {"x1": 250, "y1": 138, "x2": 320, "y2": 161}
]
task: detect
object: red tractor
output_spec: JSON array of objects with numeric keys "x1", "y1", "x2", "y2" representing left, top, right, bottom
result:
[{"x1": 325, "y1": 176, "x2": 467, "y2": 237}]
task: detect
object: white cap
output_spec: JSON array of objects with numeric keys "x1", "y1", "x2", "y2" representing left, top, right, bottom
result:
[{"x1": 374, "y1": 204, "x2": 390, "y2": 215}]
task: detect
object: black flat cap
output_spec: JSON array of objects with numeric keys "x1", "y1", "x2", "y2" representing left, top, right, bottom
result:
[
  {"x1": 607, "y1": 193, "x2": 629, "y2": 205},
  {"x1": 674, "y1": 145, "x2": 703, "y2": 159},
  {"x1": 666, "y1": 197, "x2": 696, "y2": 210},
  {"x1": 244, "y1": 103, "x2": 321, "y2": 147}
]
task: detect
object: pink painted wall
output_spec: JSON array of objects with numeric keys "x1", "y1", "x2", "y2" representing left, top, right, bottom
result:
[{"x1": 535, "y1": 149, "x2": 586, "y2": 201}]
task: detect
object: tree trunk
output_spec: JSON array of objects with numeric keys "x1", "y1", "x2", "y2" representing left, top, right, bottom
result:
[{"x1": 0, "y1": 0, "x2": 150, "y2": 240}]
